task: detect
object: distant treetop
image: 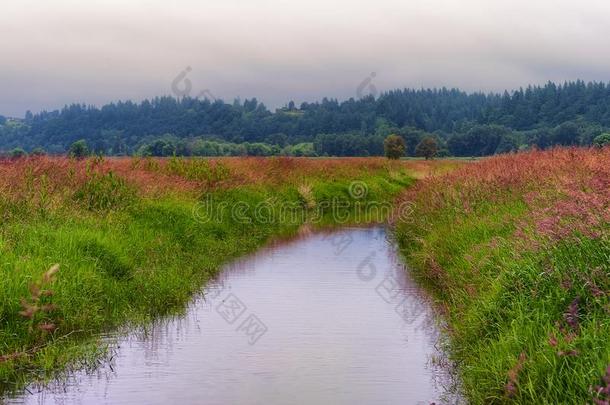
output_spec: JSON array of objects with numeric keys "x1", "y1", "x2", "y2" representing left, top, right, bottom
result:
[{"x1": 1, "y1": 80, "x2": 609, "y2": 156}]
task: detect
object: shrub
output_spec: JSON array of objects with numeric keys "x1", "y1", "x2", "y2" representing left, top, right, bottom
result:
[{"x1": 68, "y1": 140, "x2": 90, "y2": 159}]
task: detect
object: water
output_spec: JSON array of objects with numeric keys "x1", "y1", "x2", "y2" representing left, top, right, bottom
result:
[{"x1": 13, "y1": 227, "x2": 457, "y2": 405}]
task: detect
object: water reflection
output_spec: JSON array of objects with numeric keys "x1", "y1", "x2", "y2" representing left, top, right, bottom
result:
[{"x1": 12, "y1": 227, "x2": 459, "y2": 405}]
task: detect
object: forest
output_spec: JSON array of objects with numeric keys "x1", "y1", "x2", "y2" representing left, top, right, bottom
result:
[{"x1": 1, "y1": 80, "x2": 610, "y2": 157}]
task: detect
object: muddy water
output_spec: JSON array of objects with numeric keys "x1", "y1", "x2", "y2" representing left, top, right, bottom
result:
[{"x1": 14, "y1": 227, "x2": 457, "y2": 405}]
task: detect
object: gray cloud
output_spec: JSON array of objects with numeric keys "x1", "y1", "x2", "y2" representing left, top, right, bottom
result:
[{"x1": 1, "y1": 0, "x2": 610, "y2": 117}]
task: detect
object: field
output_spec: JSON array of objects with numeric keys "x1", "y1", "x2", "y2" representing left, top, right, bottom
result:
[
  {"x1": 394, "y1": 147, "x2": 610, "y2": 403},
  {"x1": 0, "y1": 156, "x2": 459, "y2": 395},
  {"x1": 1, "y1": 150, "x2": 608, "y2": 403}
]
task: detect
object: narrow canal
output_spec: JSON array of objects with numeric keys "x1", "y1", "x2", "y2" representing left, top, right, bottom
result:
[{"x1": 15, "y1": 227, "x2": 458, "y2": 404}]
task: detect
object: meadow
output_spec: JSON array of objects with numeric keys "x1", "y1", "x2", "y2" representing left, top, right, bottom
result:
[
  {"x1": 0, "y1": 156, "x2": 459, "y2": 395},
  {"x1": 1, "y1": 150, "x2": 607, "y2": 404},
  {"x1": 394, "y1": 147, "x2": 610, "y2": 403}
]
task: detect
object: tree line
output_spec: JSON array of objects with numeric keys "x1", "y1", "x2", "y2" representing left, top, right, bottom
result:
[{"x1": 1, "y1": 80, "x2": 610, "y2": 157}]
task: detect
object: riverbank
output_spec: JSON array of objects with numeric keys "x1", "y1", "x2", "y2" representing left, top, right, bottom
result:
[
  {"x1": 11, "y1": 227, "x2": 452, "y2": 404},
  {"x1": 393, "y1": 148, "x2": 610, "y2": 403},
  {"x1": 0, "y1": 156, "x2": 458, "y2": 396}
]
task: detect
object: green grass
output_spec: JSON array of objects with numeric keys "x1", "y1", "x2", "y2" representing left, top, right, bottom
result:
[
  {"x1": 394, "y1": 195, "x2": 610, "y2": 404},
  {"x1": 0, "y1": 170, "x2": 413, "y2": 396}
]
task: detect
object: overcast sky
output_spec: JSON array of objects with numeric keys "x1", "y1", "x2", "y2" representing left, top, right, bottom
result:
[{"x1": 1, "y1": 0, "x2": 610, "y2": 117}]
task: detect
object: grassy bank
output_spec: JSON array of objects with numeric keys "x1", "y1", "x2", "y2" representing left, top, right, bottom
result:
[
  {"x1": 0, "y1": 156, "x2": 460, "y2": 396},
  {"x1": 393, "y1": 148, "x2": 610, "y2": 403}
]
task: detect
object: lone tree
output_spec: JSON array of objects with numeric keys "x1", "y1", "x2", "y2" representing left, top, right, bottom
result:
[
  {"x1": 384, "y1": 134, "x2": 405, "y2": 160},
  {"x1": 68, "y1": 140, "x2": 90, "y2": 159},
  {"x1": 415, "y1": 136, "x2": 438, "y2": 160}
]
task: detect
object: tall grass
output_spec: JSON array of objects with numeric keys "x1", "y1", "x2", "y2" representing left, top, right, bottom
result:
[
  {"x1": 393, "y1": 147, "x2": 610, "y2": 403},
  {"x1": 0, "y1": 155, "x2": 452, "y2": 396}
]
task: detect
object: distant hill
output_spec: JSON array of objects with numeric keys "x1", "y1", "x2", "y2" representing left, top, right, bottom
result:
[{"x1": 1, "y1": 80, "x2": 610, "y2": 156}]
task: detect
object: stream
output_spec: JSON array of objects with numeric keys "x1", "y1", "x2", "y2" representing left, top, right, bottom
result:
[{"x1": 12, "y1": 227, "x2": 458, "y2": 404}]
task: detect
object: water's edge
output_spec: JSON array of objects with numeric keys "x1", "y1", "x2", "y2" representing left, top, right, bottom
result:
[{"x1": 9, "y1": 226, "x2": 461, "y2": 404}]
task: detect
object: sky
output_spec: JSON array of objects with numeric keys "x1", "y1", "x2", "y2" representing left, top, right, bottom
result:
[{"x1": 1, "y1": 0, "x2": 610, "y2": 117}]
